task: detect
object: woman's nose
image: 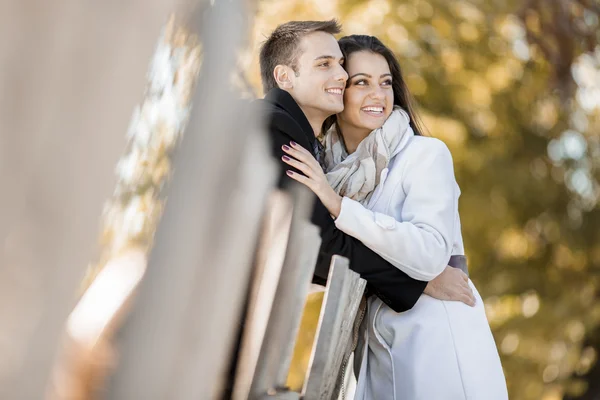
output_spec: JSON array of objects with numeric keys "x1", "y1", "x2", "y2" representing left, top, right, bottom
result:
[{"x1": 370, "y1": 87, "x2": 385, "y2": 100}]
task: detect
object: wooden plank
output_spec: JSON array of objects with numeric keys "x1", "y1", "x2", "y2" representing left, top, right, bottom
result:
[
  {"x1": 260, "y1": 389, "x2": 301, "y2": 400},
  {"x1": 103, "y1": 0, "x2": 276, "y2": 398},
  {"x1": 46, "y1": 250, "x2": 148, "y2": 399},
  {"x1": 46, "y1": 13, "x2": 205, "y2": 398},
  {"x1": 302, "y1": 256, "x2": 366, "y2": 400},
  {"x1": 232, "y1": 190, "x2": 294, "y2": 400},
  {"x1": 249, "y1": 185, "x2": 322, "y2": 398},
  {"x1": 0, "y1": 1, "x2": 179, "y2": 398}
]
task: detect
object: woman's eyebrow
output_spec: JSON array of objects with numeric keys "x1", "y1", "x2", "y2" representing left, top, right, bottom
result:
[
  {"x1": 381, "y1": 73, "x2": 392, "y2": 78},
  {"x1": 348, "y1": 73, "x2": 371, "y2": 79}
]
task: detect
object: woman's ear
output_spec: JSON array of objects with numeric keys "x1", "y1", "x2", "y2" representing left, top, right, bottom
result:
[{"x1": 274, "y1": 65, "x2": 293, "y2": 90}]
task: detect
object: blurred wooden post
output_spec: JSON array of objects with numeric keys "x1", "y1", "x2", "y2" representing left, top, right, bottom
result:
[
  {"x1": 0, "y1": 1, "x2": 181, "y2": 398},
  {"x1": 303, "y1": 256, "x2": 366, "y2": 400},
  {"x1": 103, "y1": 0, "x2": 275, "y2": 398},
  {"x1": 248, "y1": 186, "x2": 321, "y2": 399},
  {"x1": 231, "y1": 190, "x2": 294, "y2": 400}
]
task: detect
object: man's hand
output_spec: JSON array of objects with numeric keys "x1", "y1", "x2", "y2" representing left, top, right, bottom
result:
[{"x1": 424, "y1": 266, "x2": 475, "y2": 306}]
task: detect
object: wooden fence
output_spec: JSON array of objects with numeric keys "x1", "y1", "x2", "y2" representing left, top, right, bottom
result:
[{"x1": 0, "y1": 0, "x2": 366, "y2": 398}]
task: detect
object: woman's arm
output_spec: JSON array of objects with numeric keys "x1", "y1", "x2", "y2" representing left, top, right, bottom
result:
[
  {"x1": 333, "y1": 138, "x2": 458, "y2": 281},
  {"x1": 281, "y1": 137, "x2": 459, "y2": 281},
  {"x1": 268, "y1": 113, "x2": 427, "y2": 312},
  {"x1": 280, "y1": 136, "x2": 474, "y2": 305}
]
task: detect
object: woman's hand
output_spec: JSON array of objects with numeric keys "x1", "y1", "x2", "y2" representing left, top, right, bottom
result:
[{"x1": 282, "y1": 141, "x2": 342, "y2": 218}]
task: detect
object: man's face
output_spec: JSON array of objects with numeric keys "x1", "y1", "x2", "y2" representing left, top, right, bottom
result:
[{"x1": 288, "y1": 31, "x2": 348, "y2": 118}]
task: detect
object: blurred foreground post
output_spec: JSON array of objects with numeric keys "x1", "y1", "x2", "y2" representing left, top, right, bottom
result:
[
  {"x1": 231, "y1": 190, "x2": 294, "y2": 399},
  {"x1": 244, "y1": 186, "x2": 321, "y2": 400},
  {"x1": 0, "y1": 1, "x2": 180, "y2": 398},
  {"x1": 103, "y1": 0, "x2": 277, "y2": 398}
]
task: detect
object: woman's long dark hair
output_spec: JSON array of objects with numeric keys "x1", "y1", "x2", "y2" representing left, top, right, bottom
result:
[{"x1": 323, "y1": 35, "x2": 426, "y2": 137}]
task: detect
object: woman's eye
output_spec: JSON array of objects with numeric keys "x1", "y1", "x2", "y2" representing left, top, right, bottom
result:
[
  {"x1": 355, "y1": 80, "x2": 367, "y2": 86},
  {"x1": 382, "y1": 80, "x2": 393, "y2": 86}
]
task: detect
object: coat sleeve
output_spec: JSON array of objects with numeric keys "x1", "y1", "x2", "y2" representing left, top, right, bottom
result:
[
  {"x1": 266, "y1": 110, "x2": 428, "y2": 312},
  {"x1": 268, "y1": 112, "x2": 307, "y2": 187},
  {"x1": 334, "y1": 138, "x2": 458, "y2": 281}
]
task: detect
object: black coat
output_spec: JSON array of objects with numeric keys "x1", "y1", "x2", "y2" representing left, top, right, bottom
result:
[{"x1": 258, "y1": 88, "x2": 427, "y2": 313}]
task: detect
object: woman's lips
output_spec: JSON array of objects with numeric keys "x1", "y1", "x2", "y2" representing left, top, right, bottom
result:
[{"x1": 361, "y1": 106, "x2": 385, "y2": 116}]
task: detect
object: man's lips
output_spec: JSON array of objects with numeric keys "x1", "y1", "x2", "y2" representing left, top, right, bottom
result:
[{"x1": 325, "y1": 88, "x2": 343, "y2": 95}]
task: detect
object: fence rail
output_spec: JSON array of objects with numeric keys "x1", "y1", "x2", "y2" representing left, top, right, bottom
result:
[{"x1": 1, "y1": 1, "x2": 366, "y2": 398}]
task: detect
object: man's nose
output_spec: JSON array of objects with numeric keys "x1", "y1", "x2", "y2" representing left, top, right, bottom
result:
[{"x1": 334, "y1": 63, "x2": 348, "y2": 83}]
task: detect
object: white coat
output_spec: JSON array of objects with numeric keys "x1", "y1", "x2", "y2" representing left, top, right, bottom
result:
[{"x1": 334, "y1": 132, "x2": 509, "y2": 400}]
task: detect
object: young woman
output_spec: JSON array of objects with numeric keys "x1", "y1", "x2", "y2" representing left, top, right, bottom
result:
[{"x1": 281, "y1": 35, "x2": 508, "y2": 400}]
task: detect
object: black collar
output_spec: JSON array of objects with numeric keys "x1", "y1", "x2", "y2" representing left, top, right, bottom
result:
[{"x1": 264, "y1": 88, "x2": 316, "y2": 147}]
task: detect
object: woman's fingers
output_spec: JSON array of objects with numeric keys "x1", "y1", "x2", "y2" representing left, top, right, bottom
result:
[
  {"x1": 282, "y1": 143, "x2": 321, "y2": 172},
  {"x1": 289, "y1": 141, "x2": 313, "y2": 156},
  {"x1": 285, "y1": 170, "x2": 314, "y2": 190},
  {"x1": 282, "y1": 154, "x2": 313, "y2": 177}
]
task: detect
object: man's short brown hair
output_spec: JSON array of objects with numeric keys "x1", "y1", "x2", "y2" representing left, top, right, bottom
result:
[{"x1": 259, "y1": 19, "x2": 342, "y2": 94}]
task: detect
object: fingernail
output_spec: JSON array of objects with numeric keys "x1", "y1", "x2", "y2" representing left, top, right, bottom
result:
[
  {"x1": 282, "y1": 155, "x2": 290, "y2": 161},
  {"x1": 286, "y1": 170, "x2": 294, "y2": 176},
  {"x1": 290, "y1": 141, "x2": 297, "y2": 146},
  {"x1": 282, "y1": 145, "x2": 290, "y2": 151}
]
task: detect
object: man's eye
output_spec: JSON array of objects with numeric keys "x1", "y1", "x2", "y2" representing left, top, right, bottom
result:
[{"x1": 318, "y1": 62, "x2": 330, "y2": 67}]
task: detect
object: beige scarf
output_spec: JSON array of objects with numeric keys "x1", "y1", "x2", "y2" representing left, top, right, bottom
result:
[{"x1": 323, "y1": 106, "x2": 415, "y2": 204}]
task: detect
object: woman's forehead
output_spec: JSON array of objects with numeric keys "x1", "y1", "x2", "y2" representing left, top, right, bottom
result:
[{"x1": 346, "y1": 51, "x2": 390, "y2": 75}]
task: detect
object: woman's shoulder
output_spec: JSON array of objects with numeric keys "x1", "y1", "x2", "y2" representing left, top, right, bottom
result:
[
  {"x1": 387, "y1": 136, "x2": 454, "y2": 186},
  {"x1": 405, "y1": 135, "x2": 453, "y2": 161},
  {"x1": 408, "y1": 135, "x2": 449, "y2": 150}
]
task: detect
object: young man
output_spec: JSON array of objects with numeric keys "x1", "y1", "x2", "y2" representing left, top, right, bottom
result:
[{"x1": 258, "y1": 20, "x2": 474, "y2": 312}]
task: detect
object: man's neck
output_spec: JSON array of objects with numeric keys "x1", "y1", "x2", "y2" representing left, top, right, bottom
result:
[{"x1": 299, "y1": 106, "x2": 328, "y2": 138}]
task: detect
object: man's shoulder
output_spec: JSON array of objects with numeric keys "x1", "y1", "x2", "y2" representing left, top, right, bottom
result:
[
  {"x1": 256, "y1": 98, "x2": 306, "y2": 139},
  {"x1": 256, "y1": 98, "x2": 295, "y2": 123}
]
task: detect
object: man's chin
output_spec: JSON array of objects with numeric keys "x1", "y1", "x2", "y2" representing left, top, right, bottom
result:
[{"x1": 323, "y1": 103, "x2": 344, "y2": 115}]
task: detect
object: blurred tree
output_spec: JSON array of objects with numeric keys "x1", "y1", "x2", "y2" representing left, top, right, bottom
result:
[
  {"x1": 248, "y1": 1, "x2": 600, "y2": 399},
  {"x1": 517, "y1": 0, "x2": 599, "y2": 100}
]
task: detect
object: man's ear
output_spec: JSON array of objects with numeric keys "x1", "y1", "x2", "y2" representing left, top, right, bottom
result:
[{"x1": 274, "y1": 65, "x2": 294, "y2": 90}]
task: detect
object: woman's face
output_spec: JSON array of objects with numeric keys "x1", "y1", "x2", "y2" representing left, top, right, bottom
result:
[{"x1": 337, "y1": 51, "x2": 394, "y2": 132}]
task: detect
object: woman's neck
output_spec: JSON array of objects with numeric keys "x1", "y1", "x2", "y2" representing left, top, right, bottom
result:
[{"x1": 336, "y1": 121, "x2": 371, "y2": 154}]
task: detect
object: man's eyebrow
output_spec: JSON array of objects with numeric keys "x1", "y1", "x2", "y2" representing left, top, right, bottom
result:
[{"x1": 314, "y1": 55, "x2": 344, "y2": 61}]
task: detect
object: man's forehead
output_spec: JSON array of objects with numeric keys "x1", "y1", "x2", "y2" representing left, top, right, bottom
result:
[{"x1": 298, "y1": 31, "x2": 343, "y2": 59}]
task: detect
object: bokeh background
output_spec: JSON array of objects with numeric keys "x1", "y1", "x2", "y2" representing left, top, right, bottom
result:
[
  {"x1": 80, "y1": 0, "x2": 600, "y2": 399},
  {"x1": 240, "y1": 1, "x2": 600, "y2": 399}
]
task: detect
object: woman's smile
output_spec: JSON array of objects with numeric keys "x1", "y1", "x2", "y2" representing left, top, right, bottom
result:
[{"x1": 361, "y1": 105, "x2": 385, "y2": 117}]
